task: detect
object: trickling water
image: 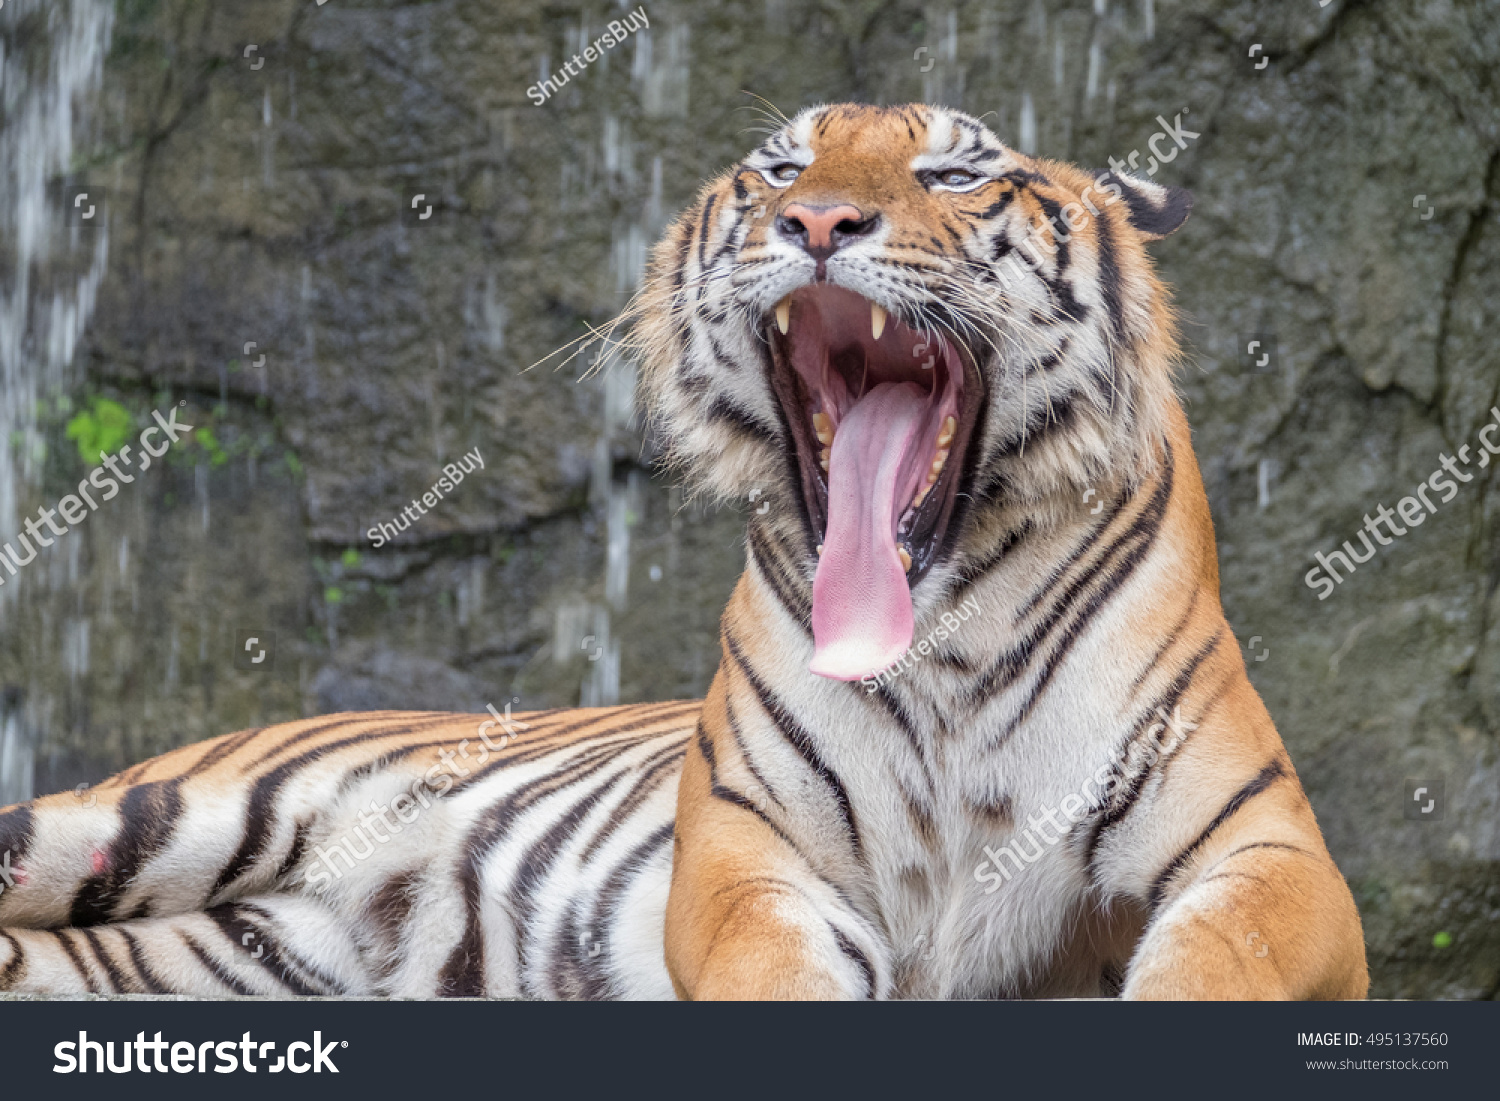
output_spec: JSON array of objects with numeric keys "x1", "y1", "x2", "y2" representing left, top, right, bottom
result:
[
  {"x1": 635, "y1": 23, "x2": 691, "y2": 119},
  {"x1": 0, "y1": 0, "x2": 113, "y2": 542},
  {"x1": 0, "y1": 0, "x2": 113, "y2": 802},
  {"x1": 1019, "y1": 91, "x2": 1037, "y2": 153},
  {"x1": 0, "y1": 692, "x2": 32, "y2": 807},
  {"x1": 464, "y1": 269, "x2": 507, "y2": 354}
]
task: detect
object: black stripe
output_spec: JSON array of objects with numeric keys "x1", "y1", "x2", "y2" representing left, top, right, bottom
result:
[
  {"x1": 1141, "y1": 629, "x2": 1224, "y2": 730},
  {"x1": 707, "y1": 332, "x2": 743, "y2": 374},
  {"x1": 550, "y1": 901, "x2": 599, "y2": 1000},
  {"x1": 1035, "y1": 195, "x2": 1087, "y2": 323},
  {"x1": 925, "y1": 645, "x2": 978, "y2": 675},
  {"x1": 720, "y1": 633, "x2": 864, "y2": 858},
  {"x1": 697, "y1": 192, "x2": 718, "y2": 274},
  {"x1": 1001, "y1": 167, "x2": 1050, "y2": 188},
  {"x1": 0, "y1": 805, "x2": 35, "y2": 868},
  {"x1": 576, "y1": 740, "x2": 688, "y2": 864},
  {"x1": 244, "y1": 713, "x2": 404, "y2": 770},
  {"x1": 678, "y1": 369, "x2": 711, "y2": 395},
  {"x1": 54, "y1": 930, "x2": 100, "y2": 993},
  {"x1": 117, "y1": 928, "x2": 170, "y2": 994},
  {"x1": 954, "y1": 520, "x2": 1031, "y2": 588},
  {"x1": 206, "y1": 904, "x2": 322, "y2": 996},
  {"x1": 987, "y1": 387, "x2": 1084, "y2": 462},
  {"x1": 671, "y1": 221, "x2": 692, "y2": 293},
  {"x1": 1016, "y1": 488, "x2": 1132, "y2": 619},
  {"x1": 438, "y1": 735, "x2": 659, "y2": 997},
  {"x1": 511, "y1": 776, "x2": 625, "y2": 997},
  {"x1": 975, "y1": 458, "x2": 1174, "y2": 711},
  {"x1": 867, "y1": 683, "x2": 923, "y2": 754},
  {"x1": 1148, "y1": 760, "x2": 1286, "y2": 909},
  {"x1": 444, "y1": 702, "x2": 700, "y2": 797},
  {"x1": 0, "y1": 930, "x2": 25, "y2": 989},
  {"x1": 832, "y1": 926, "x2": 875, "y2": 998},
  {"x1": 183, "y1": 727, "x2": 264, "y2": 778},
  {"x1": 1093, "y1": 206, "x2": 1127, "y2": 344},
  {"x1": 709, "y1": 211, "x2": 748, "y2": 267},
  {"x1": 208, "y1": 716, "x2": 491, "y2": 901},
  {"x1": 1083, "y1": 630, "x2": 1225, "y2": 864},
  {"x1": 1210, "y1": 840, "x2": 1311, "y2": 867},
  {"x1": 180, "y1": 932, "x2": 257, "y2": 996},
  {"x1": 724, "y1": 632, "x2": 863, "y2": 860},
  {"x1": 896, "y1": 776, "x2": 941, "y2": 852},
  {"x1": 980, "y1": 513, "x2": 1159, "y2": 723},
  {"x1": 77, "y1": 927, "x2": 132, "y2": 993},
  {"x1": 70, "y1": 778, "x2": 185, "y2": 926},
  {"x1": 274, "y1": 819, "x2": 312, "y2": 883},
  {"x1": 239, "y1": 901, "x2": 350, "y2": 993},
  {"x1": 704, "y1": 394, "x2": 780, "y2": 442},
  {"x1": 746, "y1": 523, "x2": 812, "y2": 628},
  {"x1": 697, "y1": 722, "x2": 799, "y2": 851},
  {"x1": 1129, "y1": 591, "x2": 1200, "y2": 695},
  {"x1": 722, "y1": 695, "x2": 781, "y2": 808},
  {"x1": 582, "y1": 821, "x2": 675, "y2": 999},
  {"x1": 710, "y1": 782, "x2": 798, "y2": 848}
]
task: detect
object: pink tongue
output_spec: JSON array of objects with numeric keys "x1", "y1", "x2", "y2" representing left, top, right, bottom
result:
[{"x1": 810, "y1": 382, "x2": 929, "y2": 680}]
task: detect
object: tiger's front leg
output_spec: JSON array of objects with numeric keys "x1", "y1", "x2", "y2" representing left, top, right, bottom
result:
[
  {"x1": 664, "y1": 679, "x2": 886, "y2": 1000},
  {"x1": 1120, "y1": 755, "x2": 1368, "y2": 1000}
]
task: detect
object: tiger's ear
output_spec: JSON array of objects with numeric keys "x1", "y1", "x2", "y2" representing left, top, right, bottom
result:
[{"x1": 1096, "y1": 171, "x2": 1192, "y2": 241}]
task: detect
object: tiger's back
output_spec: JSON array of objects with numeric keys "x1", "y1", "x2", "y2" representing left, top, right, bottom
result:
[{"x1": 0, "y1": 705, "x2": 696, "y2": 998}]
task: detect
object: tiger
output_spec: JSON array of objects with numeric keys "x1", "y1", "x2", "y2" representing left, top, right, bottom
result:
[{"x1": 0, "y1": 103, "x2": 1367, "y2": 1000}]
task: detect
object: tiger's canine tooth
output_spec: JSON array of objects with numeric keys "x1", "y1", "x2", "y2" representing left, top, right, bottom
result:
[
  {"x1": 898, "y1": 545, "x2": 912, "y2": 572},
  {"x1": 871, "y1": 302, "x2": 887, "y2": 341},
  {"x1": 775, "y1": 297, "x2": 791, "y2": 335}
]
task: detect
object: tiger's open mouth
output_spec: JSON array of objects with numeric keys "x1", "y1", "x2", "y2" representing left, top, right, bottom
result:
[{"x1": 766, "y1": 284, "x2": 981, "y2": 681}]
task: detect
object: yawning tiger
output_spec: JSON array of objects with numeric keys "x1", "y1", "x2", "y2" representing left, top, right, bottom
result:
[{"x1": 0, "y1": 103, "x2": 1367, "y2": 1000}]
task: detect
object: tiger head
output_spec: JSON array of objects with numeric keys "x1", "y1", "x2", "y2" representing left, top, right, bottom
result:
[{"x1": 637, "y1": 103, "x2": 1191, "y2": 682}]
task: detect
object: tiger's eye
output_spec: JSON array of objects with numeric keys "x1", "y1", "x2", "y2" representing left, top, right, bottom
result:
[{"x1": 773, "y1": 164, "x2": 801, "y2": 182}]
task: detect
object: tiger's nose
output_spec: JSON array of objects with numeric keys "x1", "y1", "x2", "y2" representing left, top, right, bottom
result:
[{"x1": 776, "y1": 203, "x2": 879, "y2": 260}]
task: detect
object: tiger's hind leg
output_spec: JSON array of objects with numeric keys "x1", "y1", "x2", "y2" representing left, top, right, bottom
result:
[
  {"x1": 0, "y1": 895, "x2": 374, "y2": 996},
  {"x1": 0, "y1": 712, "x2": 479, "y2": 931}
]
